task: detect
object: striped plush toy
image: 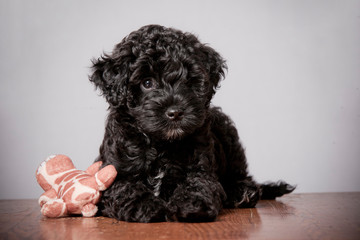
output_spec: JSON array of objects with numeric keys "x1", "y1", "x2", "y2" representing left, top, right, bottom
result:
[{"x1": 36, "y1": 154, "x2": 117, "y2": 218}]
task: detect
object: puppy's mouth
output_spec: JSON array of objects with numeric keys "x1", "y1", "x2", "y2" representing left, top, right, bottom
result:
[
  {"x1": 139, "y1": 115, "x2": 203, "y2": 141},
  {"x1": 163, "y1": 114, "x2": 204, "y2": 140},
  {"x1": 165, "y1": 127, "x2": 185, "y2": 140}
]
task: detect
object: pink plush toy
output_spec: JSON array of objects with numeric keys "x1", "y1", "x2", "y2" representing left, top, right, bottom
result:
[{"x1": 36, "y1": 154, "x2": 117, "y2": 218}]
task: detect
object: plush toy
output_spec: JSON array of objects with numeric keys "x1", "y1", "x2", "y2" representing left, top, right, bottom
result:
[{"x1": 36, "y1": 154, "x2": 117, "y2": 218}]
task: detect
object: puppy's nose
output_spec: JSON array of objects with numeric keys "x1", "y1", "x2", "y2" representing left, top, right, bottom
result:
[{"x1": 166, "y1": 108, "x2": 184, "y2": 121}]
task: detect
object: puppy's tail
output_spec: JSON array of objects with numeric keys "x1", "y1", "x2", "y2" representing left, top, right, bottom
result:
[{"x1": 260, "y1": 181, "x2": 296, "y2": 199}]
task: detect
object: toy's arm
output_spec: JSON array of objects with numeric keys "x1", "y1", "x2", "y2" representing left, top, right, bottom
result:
[
  {"x1": 85, "y1": 161, "x2": 103, "y2": 175},
  {"x1": 95, "y1": 165, "x2": 117, "y2": 191}
]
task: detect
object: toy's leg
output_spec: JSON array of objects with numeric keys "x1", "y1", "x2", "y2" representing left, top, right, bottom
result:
[
  {"x1": 81, "y1": 203, "x2": 98, "y2": 217},
  {"x1": 38, "y1": 188, "x2": 57, "y2": 207},
  {"x1": 41, "y1": 199, "x2": 68, "y2": 218}
]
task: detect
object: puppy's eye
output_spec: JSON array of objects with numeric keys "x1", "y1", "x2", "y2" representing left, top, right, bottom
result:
[{"x1": 141, "y1": 79, "x2": 155, "y2": 91}]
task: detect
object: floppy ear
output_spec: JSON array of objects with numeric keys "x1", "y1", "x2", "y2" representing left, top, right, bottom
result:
[
  {"x1": 198, "y1": 44, "x2": 227, "y2": 101},
  {"x1": 89, "y1": 43, "x2": 134, "y2": 107}
]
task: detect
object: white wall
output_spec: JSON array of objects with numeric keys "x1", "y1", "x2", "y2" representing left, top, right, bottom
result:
[{"x1": 1, "y1": 0, "x2": 359, "y2": 199}]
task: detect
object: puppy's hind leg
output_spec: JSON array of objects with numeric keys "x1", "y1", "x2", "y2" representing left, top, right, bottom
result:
[
  {"x1": 210, "y1": 108, "x2": 261, "y2": 208},
  {"x1": 260, "y1": 181, "x2": 296, "y2": 199},
  {"x1": 223, "y1": 176, "x2": 261, "y2": 208},
  {"x1": 211, "y1": 108, "x2": 295, "y2": 208}
]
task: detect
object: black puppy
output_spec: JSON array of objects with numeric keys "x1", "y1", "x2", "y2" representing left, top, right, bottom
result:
[{"x1": 90, "y1": 25, "x2": 295, "y2": 222}]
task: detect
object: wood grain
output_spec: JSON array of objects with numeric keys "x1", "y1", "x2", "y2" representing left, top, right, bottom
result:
[{"x1": 0, "y1": 193, "x2": 359, "y2": 240}]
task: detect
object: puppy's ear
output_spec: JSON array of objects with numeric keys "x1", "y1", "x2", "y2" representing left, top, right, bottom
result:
[
  {"x1": 199, "y1": 44, "x2": 227, "y2": 99},
  {"x1": 89, "y1": 44, "x2": 133, "y2": 107}
]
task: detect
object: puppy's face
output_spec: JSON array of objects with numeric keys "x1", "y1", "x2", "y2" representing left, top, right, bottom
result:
[
  {"x1": 90, "y1": 25, "x2": 226, "y2": 140},
  {"x1": 127, "y1": 61, "x2": 207, "y2": 140}
]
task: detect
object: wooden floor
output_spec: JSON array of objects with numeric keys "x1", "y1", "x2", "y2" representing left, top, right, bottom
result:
[{"x1": 0, "y1": 192, "x2": 359, "y2": 240}]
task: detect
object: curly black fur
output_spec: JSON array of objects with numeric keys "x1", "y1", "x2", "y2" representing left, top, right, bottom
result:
[{"x1": 89, "y1": 25, "x2": 295, "y2": 223}]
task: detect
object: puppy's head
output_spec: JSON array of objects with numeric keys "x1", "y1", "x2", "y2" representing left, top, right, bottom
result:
[{"x1": 90, "y1": 25, "x2": 226, "y2": 140}]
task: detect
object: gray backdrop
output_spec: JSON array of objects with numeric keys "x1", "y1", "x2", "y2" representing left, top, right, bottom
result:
[{"x1": 1, "y1": 0, "x2": 359, "y2": 199}]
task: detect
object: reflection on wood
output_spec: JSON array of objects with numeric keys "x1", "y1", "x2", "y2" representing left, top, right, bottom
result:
[{"x1": 0, "y1": 193, "x2": 359, "y2": 239}]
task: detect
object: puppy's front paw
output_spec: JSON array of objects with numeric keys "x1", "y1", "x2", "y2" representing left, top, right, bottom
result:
[
  {"x1": 106, "y1": 193, "x2": 167, "y2": 223},
  {"x1": 168, "y1": 182, "x2": 224, "y2": 222}
]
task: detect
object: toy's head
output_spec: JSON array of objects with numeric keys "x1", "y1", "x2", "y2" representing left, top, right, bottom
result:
[{"x1": 36, "y1": 155, "x2": 76, "y2": 191}]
